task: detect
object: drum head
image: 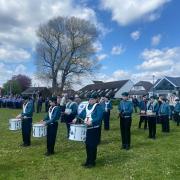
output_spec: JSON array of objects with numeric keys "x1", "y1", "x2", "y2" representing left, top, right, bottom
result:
[{"x1": 33, "y1": 123, "x2": 44, "y2": 127}]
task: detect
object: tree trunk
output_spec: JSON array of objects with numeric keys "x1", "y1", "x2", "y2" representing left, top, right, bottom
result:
[{"x1": 52, "y1": 77, "x2": 58, "y2": 95}]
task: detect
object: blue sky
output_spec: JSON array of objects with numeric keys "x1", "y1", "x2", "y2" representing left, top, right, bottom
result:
[{"x1": 0, "y1": 0, "x2": 180, "y2": 90}]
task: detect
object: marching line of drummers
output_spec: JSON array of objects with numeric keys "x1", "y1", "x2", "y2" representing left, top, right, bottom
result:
[{"x1": 8, "y1": 92, "x2": 180, "y2": 168}]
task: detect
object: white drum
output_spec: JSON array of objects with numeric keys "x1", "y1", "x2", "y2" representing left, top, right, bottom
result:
[
  {"x1": 78, "y1": 101, "x2": 88, "y2": 115},
  {"x1": 33, "y1": 123, "x2": 47, "y2": 137},
  {"x1": 9, "y1": 119, "x2": 21, "y2": 131},
  {"x1": 147, "y1": 110, "x2": 155, "y2": 116},
  {"x1": 69, "y1": 124, "x2": 87, "y2": 142}
]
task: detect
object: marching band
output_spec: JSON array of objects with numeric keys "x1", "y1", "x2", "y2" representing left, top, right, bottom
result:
[{"x1": 5, "y1": 91, "x2": 178, "y2": 168}]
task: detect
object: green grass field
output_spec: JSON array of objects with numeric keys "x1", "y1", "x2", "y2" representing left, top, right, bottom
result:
[{"x1": 0, "y1": 107, "x2": 180, "y2": 180}]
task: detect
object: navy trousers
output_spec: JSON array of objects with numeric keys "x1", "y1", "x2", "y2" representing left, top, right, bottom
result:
[
  {"x1": 22, "y1": 118, "x2": 32, "y2": 145},
  {"x1": 120, "y1": 117, "x2": 132, "y2": 148},
  {"x1": 103, "y1": 111, "x2": 110, "y2": 130},
  {"x1": 47, "y1": 122, "x2": 58, "y2": 153}
]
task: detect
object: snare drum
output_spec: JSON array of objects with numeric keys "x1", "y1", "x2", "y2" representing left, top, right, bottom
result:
[
  {"x1": 9, "y1": 119, "x2": 21, "y2": 130},
  {"x1": 69, "y1": 124, "x2": 87, "y2": 142},
  {"x1": 33, "y1": 123, "x2": 47, "y2": 137}
]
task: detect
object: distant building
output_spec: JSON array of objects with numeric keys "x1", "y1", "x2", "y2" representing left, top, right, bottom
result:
[
  {"x1": 129, "y1": 81, "x2": 153, "y2": 97},
  {"x1": 22, "y1": 87, "x2": 51, "y2": 99},
  {"x1": 61, "y1": 89, "x2": 76, "y2": 97},
  {"x1": 149, "y1": 76, "x2": 180, "y2": 98},
  {"x1": 77, "y1": 80, "x2": 134, "y2": 99}
]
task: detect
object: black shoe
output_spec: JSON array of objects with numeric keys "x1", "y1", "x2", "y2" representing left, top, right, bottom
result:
[
  {"x1": 20, "y1": 143, "x2": 30, "y2": 147},
  {"x1": 85, "y1": 163, "x2": 95, "y2": 168},
  {"x1": 125, "y1": 145, "x2": 130, "y2": 150},
  {"x1": 81, "y1": 162, "x2": 88, "y2": 167},
  {"x1": 45, "y1": 152, "x2": 54, "y2": 156}
]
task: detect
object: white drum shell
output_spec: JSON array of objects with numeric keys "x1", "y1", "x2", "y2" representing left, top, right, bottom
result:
[
  {"x1": 69, "y1": 124, "x2": 87, "y2": 142},
  {"x1": 78, "y1": 101, "x2": 88, "y2": 115},
  {"x1": 33, "y1": 124, "x2": 47, "y2": 137},
  {"x1": 9, "y1": 119, "x2": 21, "y2": 131}
]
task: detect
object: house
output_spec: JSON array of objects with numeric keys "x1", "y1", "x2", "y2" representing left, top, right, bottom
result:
[
  {"x1": 149, "y1": 76, "x2": 180, "y2": 98},
  {"x1": 77, "y1": 80, "x2": 134, "y2": 99},
  {"x1": 22, "y1": 87, "x2": 51, "y2": 99},
  {"x1": 129, "y1": 81, "x2": 153, "y2": 97}
]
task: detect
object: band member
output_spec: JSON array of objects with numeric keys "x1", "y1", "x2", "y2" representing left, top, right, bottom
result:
[
  {"x1": 42, "y1": 97, "x2": 61, "y2": 156},
  {"x1": 159, "y1": 97, "x2": 171, "y2": 133},
  {"x1": 118, "y1": 92, "x2": 133, "y2": 150},
  {"x1": 75, "y1": 93, "x2": 103, "y2": 168},
  {"x1": 37, "y1": 96, "x2": 43, "y2": 113},
  {"x1": 101, "y1": 96, "x2": 113, "y2": 130},
  {"x1": 174, "y1": 98, "x2": 180, "y2": 126},
  {"x1": 146, "y1": 96, "x2": 159, "y2": 139},
  {"x1": 132, "y1": 96, "x2": 139, "y2": 113},
  {"x1": 45, "y1": 97, "x2": 50, "y2": 112},
  {"x1": 138, "y1": 95, "x2": 148, "y2": 129},
  {"x1": 16, "y1": 96, "x2": 34, "y2": 147},
  {"x1": 64, "y1": 96, "x2": 78, "y2": 137}
]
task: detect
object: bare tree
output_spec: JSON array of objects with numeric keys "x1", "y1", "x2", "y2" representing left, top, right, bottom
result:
[{"x1": 35, "y1": 16, "x2": 99, "y2": 94}]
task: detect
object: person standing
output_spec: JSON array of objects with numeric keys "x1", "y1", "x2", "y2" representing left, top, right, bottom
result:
[
  {"x1": 75, "y1": 93, "x2": 103, "y2": 168},
  {"x1": 159, "y1": 97, "x2": 171, "y2": 133},
  {"x1": 101, "y1": 96, "x2": 113, "y2": 130},
  {"x1": 64, "y1": 96, "x2": 78, "y2": 137},
  {"x1": 146, "y1": 96, "x2": 159, "y2": 139},
  {"x1": 138, "y1": 95, "x2": 148, "y2": 129},
  {"x1": 174, "y1": 98, "x2": 180, "y2": 126},
  {"x1": 118, "y1": 92, "x2": 133, "y2": 150},
  {"x1": 37, "y1": 96, "x2": 43, "y2": 113},
  {"x1": 132, "y1": 96, "x2": 139, "y2": 113},
  {"x1": 16, "y1": 96, "x2": 34, "y2": 147},
  {"x1": 41, "y1": 97, "x2": 61, "y2": 156}
]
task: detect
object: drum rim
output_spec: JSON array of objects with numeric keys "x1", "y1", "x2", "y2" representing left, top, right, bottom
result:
[
  {"x1": 9, "y1": 119, "x2": 21, "y2": 121},
  {"x1": 33, "y1": 124, "x2": 46, "y2": 127}
]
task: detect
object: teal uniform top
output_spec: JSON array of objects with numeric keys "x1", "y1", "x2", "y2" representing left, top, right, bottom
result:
[
  {"x1": 147, "y1": 101, "x2": 159, "y2": 114},
  {"x1": 118, "y1": 100, "x2": 133, "y2": 117},
  {"x1": 174, "y1": 102, "x2": 180, "y2": 113},
  {"x1": 159, "y1": 102, "x2": 171, "y2": 116},
  {"x1": 101, "y1": 101, "x2": 113, "y2": 112},
  {"x1": 79, "y1": 103, "x2": 103, "y2": 127},
  {"x1": 21, "y1": 101, "x2": 34, "y2": 118},
  {"x1": 44, "y1": 106, "x2": 61, "y2": 125},
  {"x1": 66, "y1": 101, "x2": 78, "y2": 115}
]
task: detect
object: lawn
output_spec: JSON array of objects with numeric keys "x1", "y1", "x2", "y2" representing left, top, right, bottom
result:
[{"x1": 0, "y1": 107, "x2": 180, "y2": 180}]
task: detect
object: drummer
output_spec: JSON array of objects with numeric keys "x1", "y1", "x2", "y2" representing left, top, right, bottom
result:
[
  {"x1": 64, "y1": 96, "x2": 78, "y2": 138},
  {"x1": 41, "y1": 96, "x2": 61, "y2": 156},
  {"x1": 74, "y1": 93, "x2": 103, "y2": 168},
  {"x1": 16, "y1": 96, "x2": 34, "y2": 147},
  {"x1": 146, "y1": 96, "x2": 159, "y2": 139}
]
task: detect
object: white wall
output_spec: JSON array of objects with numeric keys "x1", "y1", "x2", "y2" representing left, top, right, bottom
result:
[{"x1": 114, "y1": 80, "x2": 134, "y2": 98}]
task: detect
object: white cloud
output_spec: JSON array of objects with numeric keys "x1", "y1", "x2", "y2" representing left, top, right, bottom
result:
[
  {"x1": 0, "y1": 45, "x2": 31, "y2": 63},
  {"x1": 151, "y1": 34, "x2": 162, "y2": 46},
  {"x1": 131, "y1": 31, "x2": 141, "y2": 40},
  {"x1": 14, "y1": 64, "x2": 27, "y2": 74},
  {"x1": 111, "y1": 45, "x2": 125, "y2": 55},
  {"x1": 101, "y1": 0, "x2": 170, "y2": 25},
  {"x1": 93, "y1": 41, "x2": 103, "y2": 52},
  {"x1": 136, "y1": 47, "x2": 180, "y2": 79},
  {"x1": 96, "y1": 54, "x2": 108, "y2": 61}
]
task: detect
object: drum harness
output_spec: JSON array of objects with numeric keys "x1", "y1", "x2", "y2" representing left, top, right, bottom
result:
[
  {"x1": 76, "y1": 103, "x2": 100, "y2": 130},
  {"x1": 49, "y1": 106, "x2": 58, "y2": 124},
  {"x1": 22, "y1": 102, "x2": 31, "y2": 119}
]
